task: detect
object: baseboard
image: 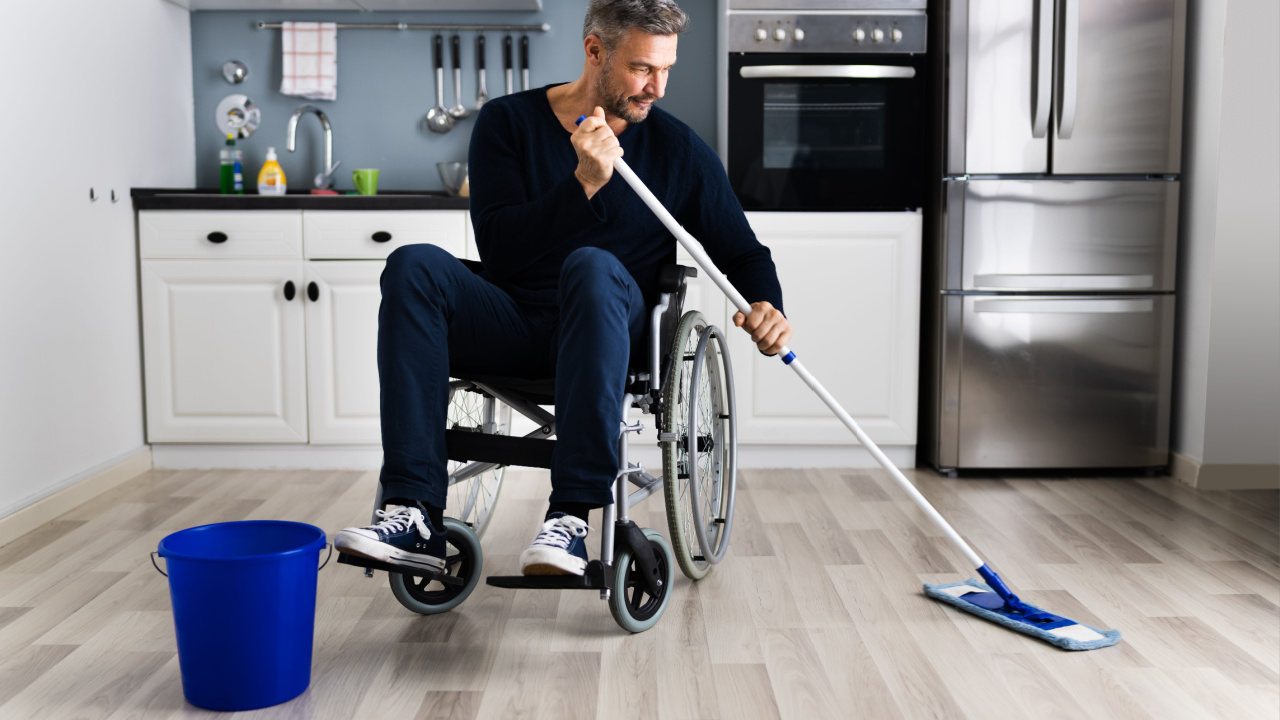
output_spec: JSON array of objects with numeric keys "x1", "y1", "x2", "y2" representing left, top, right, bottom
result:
[
  {"x1": 0, "y1": 446, "x2": 153, "y2": 549},
  {"x1": 1170, "y1": 452, "x2": 1280, "y2": 490},
  {"x1": 152, "y1": 443, "x2": 917, "y2": 472},
  {"x1": 630, "y1": 444, "x2": 916, "y2": 469},
  {"x1": 151, "y1": 444, "x2": 384, "y2": 470}
]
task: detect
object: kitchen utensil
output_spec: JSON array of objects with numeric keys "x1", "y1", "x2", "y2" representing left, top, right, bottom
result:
[
  {"x1": 425, "y1": 35, "x2": 455, "y2": 134},
  {"x1": 475, "y1": 35, "x2": 489, "y2": 110},
  {"x1": 214, "y1": 94, "x2": 261, "y2": 139},
  {"x1": 437, "y1": 162, "x2": 469, "y2": 197},
  {"x1": 448, "y1": 35, "x2": 469, "y2": 119},
  {"x1": 503, "y1": 35, "x2": 514, "y2": 95},
  {"x1": 221, "y1": 60, "x2": 248, "y2": 85},
  {"x1": 353, "y1": 169, "x2": 379, "y2": 195},
  {"x1": 520, "y1": 36, "x2": 530, "y2": 91}
]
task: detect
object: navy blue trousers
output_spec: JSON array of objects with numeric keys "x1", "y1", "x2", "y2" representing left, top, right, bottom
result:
[{"x1": 377, "y1": 244, "x2": 647, "y2": 509}]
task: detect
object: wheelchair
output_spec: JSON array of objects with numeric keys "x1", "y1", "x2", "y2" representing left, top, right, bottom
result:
[{"x1": 336, "y1": 261, "x2": 738, "y2": 632}]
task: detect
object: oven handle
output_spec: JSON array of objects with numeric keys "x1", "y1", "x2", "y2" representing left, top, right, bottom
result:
[{"x1": 739, "y1": 65, "x2": 916, "y2": 80}]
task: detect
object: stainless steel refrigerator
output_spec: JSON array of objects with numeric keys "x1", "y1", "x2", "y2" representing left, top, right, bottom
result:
[{"x1": 922, "y1": 0, "x2": 1185, "y2": 472}]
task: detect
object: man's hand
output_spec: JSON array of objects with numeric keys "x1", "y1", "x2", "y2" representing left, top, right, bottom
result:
[
  {"x1": 733, "y1": 302, "x2": 793, "y2": 356},
  {"x1": 572, "y1": 106, "x2": 623, "y2": 199}
]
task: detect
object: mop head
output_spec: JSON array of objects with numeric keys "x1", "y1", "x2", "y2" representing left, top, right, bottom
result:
[{"x1": 923, "y1": 578, "x2": 1121, "y2": 651}]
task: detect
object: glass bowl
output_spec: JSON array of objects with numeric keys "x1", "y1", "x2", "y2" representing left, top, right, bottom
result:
[{"x1": 437, "y1": 161, "x2": 469, "y2": 197}]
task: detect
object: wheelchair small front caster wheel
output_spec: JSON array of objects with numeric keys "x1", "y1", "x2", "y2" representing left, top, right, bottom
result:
[
  {"x1": 608, "y1": 528, "x2": 674, "y2": 633},
  {"x1": 389, "y1": 517, "x2": 482, "y2": 615}
]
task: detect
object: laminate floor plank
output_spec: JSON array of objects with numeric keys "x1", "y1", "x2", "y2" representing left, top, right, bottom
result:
[{"x1": 0, "y1": 467, "x2": 1275, "y2": 719}]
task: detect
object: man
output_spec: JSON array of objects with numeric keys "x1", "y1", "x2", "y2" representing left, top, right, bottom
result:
[{"x1": 335, "y1": 0, "x2": 792, "y2": 577}]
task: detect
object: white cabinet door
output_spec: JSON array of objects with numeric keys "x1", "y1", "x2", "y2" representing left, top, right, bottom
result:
[
  {"x1": 305, "y1": 261, "x2": 385, "y2": 444},
  {"x1": 731, "y1": 212, "x2": 921, "y2": 445},
  {"x1": 141, "y1": 260, "x2": 308, "y2": 443}
]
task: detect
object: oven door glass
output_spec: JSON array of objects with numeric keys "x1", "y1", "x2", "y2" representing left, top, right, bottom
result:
[{"x1": 729, "y1": 54, "x2": 926, "y2": 211}]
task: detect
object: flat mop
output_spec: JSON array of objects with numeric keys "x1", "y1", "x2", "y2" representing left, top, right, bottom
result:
[{"x1": 589, "y1": 119, "x2": 1120, "y2": 650}]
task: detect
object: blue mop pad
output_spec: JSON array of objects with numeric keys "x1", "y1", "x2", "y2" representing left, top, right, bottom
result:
[{"x1": 923, "y1": 578, "x2": 1121, "y2": 651}]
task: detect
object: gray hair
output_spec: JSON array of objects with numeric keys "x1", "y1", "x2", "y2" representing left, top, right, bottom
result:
[{"x1": 583, "y1": 0, "x2": 690, "y2": 52}]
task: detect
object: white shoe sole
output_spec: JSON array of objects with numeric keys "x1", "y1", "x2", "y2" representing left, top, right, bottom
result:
[
  {"x1": 335, "y1": 532, "x2": 446, "y2": 573},
  {"x1": 520, "y1": 546, "x2": 587, "y2": 576}
]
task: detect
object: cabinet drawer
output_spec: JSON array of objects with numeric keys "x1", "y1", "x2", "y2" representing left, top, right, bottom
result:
[
  {"x1": 304, "y1": 210, "x2": 466, "y2": 259},
  {"x1": 139, "y1": 211, "x2": 303, "y2": 259}
]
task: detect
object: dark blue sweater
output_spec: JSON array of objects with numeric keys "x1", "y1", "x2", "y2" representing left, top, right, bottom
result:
[{"x1": 467, "y1": 85, "x2": 783, "y2": 314}]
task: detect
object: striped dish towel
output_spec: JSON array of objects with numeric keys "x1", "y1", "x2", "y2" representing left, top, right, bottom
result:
[{"x1": 280, "y1": 22, "x2": 337, "y2": 101}]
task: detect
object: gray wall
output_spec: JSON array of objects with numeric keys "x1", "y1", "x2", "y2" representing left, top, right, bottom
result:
[{"x1": 190, "y1": 1, "x2": 717, "y2": 192}]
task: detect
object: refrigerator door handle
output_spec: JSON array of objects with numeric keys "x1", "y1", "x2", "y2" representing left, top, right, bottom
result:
[
  {"x1": 973, "y1": 274, "x2": 1155, "y2": 291},
  {"x1": 1056, "y1": 0, "x2": 1080, "y2": 139},
  {"x1": 974, "y1": 298, "x2": 1155, "y2": 314},
  {"x1": 1032, "y1": 0, "x2": 1054, "y2": 138}
]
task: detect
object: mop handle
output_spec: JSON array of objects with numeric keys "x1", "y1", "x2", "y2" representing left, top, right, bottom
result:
[{"x1": 584, "y1": 130, "x2": 986, "y2": 569}]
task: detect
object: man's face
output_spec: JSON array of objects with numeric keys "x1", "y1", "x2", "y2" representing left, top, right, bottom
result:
[{"x1": 593, "y1": 29, "x2": 678, "y2": 124}]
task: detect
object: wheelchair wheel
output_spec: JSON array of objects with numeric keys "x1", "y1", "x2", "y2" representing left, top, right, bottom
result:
[
  {"x1": 607, "y1": 528, "x2": 674, "y2": 633},
  {"x1": 445, "y1": 380, "x2": 512, "y2": 538},
  {"x1": 388, "y1": 517, "x2": 482, "y2": 615},
  {"x1": 661, "y1": 311, "x2": 738, "y2": 580}
]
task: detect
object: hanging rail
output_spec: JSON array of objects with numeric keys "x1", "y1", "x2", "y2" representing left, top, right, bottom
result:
[{"x1": 256, "y1": 21, "x2": 550, "y2": 32}]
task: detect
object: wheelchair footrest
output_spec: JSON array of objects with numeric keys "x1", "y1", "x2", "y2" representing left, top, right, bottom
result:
[
  {"x1": 486, "y1": 560, "x2": 609, "y2": 590},
  {"x1": 336, "y1": 552, "x2": 464, "y2": 587}
]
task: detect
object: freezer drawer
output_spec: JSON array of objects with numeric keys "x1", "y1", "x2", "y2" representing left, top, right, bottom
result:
[
  {"x1": 937, "y1": 294, "x2": 1174, "y2": 469},
  {"x1": 943, "y1": 179, "x2": 1179, "y2": 292}
]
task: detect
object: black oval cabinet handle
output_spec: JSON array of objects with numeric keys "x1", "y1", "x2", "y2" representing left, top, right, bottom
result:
[
  {"x1": 308, "y1": 282, "x2": 320, "y2": 302},
  {"x1": 284, "y1": 281, "x2": 296, "y2": 301},
  {"x1": 372, "y1": 231, "x2": 393, "y2": 243},
  {"x1": 207, "y1": 231, "x2": 228, "y2": 244}
]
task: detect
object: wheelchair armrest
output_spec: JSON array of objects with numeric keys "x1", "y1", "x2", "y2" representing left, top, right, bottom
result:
[{"x1": 658, "y1": 264, "x2": 698, "y2": 294}]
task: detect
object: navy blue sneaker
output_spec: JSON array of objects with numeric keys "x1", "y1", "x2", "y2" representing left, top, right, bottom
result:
[
  {"x1": 520, "y1": 513, "x2": 590, "y2": 576},
  {"x1": 335, "y1": 504, "x2": 447, "y2": 573}
]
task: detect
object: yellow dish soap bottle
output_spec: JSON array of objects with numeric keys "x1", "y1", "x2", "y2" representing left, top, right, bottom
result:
[{"x1": 257, "y1": 147, "x2": 287, "y2": 196}]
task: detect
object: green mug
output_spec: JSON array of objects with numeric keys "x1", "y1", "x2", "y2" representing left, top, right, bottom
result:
[{"x1": 353, "y1": 168, "x2": 379, "y2": 195}]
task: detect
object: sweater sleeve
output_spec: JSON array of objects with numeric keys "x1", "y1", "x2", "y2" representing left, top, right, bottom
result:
[
  {"x1": 467, "y1": 102, "x2": 608, "y2": 282},
  {"x1": 677, "y1": 134, "x2": 785, "y2": 316}
]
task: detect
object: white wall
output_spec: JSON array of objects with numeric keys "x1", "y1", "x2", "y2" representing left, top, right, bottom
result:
[
  {"x1": 1174, "y1": 0, "x2": 1280, "y2": 484},
  {"x1": 0, "y1": 0, "x2": 196, "y2": 518}
]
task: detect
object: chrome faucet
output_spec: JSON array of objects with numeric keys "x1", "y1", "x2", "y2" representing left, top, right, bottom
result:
[{"x1": 286, "y1": 104, "x2": 340, "y2": 189}]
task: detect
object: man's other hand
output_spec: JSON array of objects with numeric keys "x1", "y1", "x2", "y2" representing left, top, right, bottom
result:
[
  {"x1": 572, "y1": 107, "x2": 623, "y2": 199},
  {"x1": 733, "y1": 301, "x2": 792, "y2": 356}
]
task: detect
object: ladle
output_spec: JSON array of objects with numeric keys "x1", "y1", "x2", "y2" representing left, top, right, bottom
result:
[{"x1": 425, "y1": 34, "x2": 455, "y2": 134}]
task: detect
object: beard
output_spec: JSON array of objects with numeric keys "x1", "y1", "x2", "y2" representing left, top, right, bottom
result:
[{"x1": 595, "y1": 58, "x2": 656, "y2": 124}]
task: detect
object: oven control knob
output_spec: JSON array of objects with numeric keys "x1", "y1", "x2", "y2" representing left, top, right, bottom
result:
[
  {"x1": 891, "y1": 28, "x2": 903, "y2": 43},
  {"x1": 774, "y1": 28, "x2": 787, "y2": 41},
  {"x1": 871, "y1": 28, "x2": 885, "y2": 43},
  {"x1": 853, "y1": 28, "x2": 866, "y2": 43},
  {"x1": 754, "y1": 27, "x2": 767, "y2": 41},
  {"x1": 793, "y1": 28, "x2": 805, "y2": 41}
]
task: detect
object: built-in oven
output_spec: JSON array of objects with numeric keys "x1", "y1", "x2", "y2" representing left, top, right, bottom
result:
[{"x1": 725, "y1": 6, "x2": 928, "y2": 211}]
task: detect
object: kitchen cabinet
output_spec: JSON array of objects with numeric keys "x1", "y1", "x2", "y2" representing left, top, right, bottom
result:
[
  {"x1": 729, "y1": 212, "x2": 921, "y2": 446},
  {"x1": 141, "y1": 258, "x2": 309, "y2": 443},
  {"x1": 139, "y1": 209, "x2": 468, "y2": 445},
  {"x1": 163, "y1": 0, "x2": 542, "y2": 10}
]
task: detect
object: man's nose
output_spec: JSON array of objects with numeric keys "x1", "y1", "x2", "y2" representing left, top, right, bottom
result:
[{"x1": 648, "y1": 72, "x2": 666, "y2": 99}]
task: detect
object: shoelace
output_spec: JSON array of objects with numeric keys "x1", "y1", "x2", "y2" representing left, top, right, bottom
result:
[
  {"x1": 531, "y1": 516, "x2": 590, "y2": 549},
  {"x1": 371, "y1": 506, "x2": 431, "y2": 540}
]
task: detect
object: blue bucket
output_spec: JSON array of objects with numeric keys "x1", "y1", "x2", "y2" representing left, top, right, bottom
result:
[{"x1": 154, "y1": 520, "x2": 329, "y2": 711}]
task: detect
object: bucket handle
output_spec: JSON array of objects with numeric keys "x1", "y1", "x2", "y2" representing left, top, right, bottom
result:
[{"x1": 149, "y1": 543, "x2": 331, "y2": 576}]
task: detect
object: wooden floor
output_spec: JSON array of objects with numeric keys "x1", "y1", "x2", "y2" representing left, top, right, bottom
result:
[{"x1": 0, "y1": 466, "x2": 1276, "y2": 719}]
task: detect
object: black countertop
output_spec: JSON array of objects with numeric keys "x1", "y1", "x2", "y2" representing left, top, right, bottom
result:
[{"x1": 131, "y1": 188, "x2": 470, "y2": 211}]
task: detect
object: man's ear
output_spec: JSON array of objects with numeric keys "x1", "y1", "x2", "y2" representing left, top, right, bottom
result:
[{"x1": 584, "y1": 35, "x2": 607, "y2": 66}]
